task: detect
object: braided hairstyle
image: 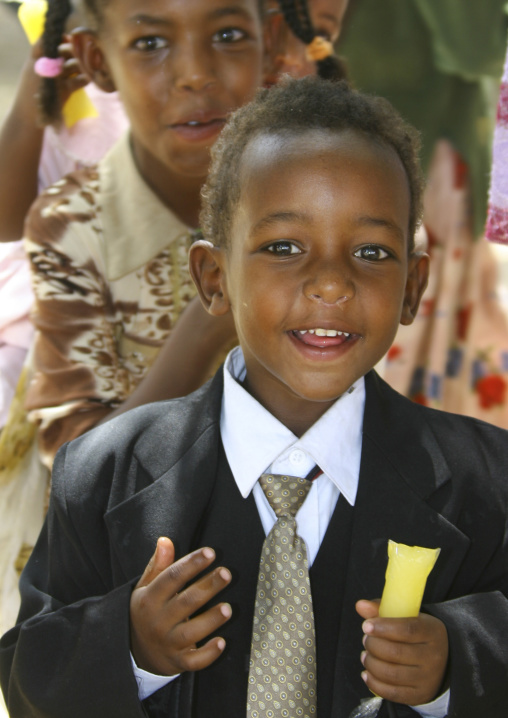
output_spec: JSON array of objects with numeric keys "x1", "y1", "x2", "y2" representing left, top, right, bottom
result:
[
  {"x1": 276, "y1": 0, "x2": 345, "y2": 80},
  {"x1": 38, "y1": 0, "x2": 73, "y2": 125}
]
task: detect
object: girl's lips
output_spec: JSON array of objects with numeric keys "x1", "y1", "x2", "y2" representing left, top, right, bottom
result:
[{"x1": 170, "y1": 118, "x2": 226, "y2": 142}]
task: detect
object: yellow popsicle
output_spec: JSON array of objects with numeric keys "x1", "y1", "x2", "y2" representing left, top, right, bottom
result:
[
  {"x1": 62, "y1": 88, "x2": 98, "y2": 127},
  {"x1": 18, "y1": 0, "x2": 48, "y2": 45},
  {"x1": 378, "y1": 540, "x2": 440, "y2": 618}
]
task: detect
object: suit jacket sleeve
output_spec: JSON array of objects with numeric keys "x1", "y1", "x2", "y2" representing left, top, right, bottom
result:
[{"x1": 0, "y1": 440, "x2": 179, "y2": 718}]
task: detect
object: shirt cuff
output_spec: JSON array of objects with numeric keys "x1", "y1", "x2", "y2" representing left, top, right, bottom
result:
[
  {"x1": 130, "y1": 653, "x2": 180, "y2": 701},
  {"x1": 411, "y1": 688, "x2": 450, "y2": 718}
]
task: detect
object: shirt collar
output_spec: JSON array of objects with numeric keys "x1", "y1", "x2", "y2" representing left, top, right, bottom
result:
[
  {"x1": 100, "y1": 133, "x2": 192, "y2": 281},
  {"x1": 221, "y1": 347, "x2": 365, "y2": 506}
]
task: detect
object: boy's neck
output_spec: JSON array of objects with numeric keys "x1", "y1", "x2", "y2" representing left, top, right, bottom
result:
[{"x1": 242, "y1": 376, "x2": 339, "y2": 438}]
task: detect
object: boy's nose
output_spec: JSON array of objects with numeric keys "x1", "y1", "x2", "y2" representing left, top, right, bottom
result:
[
  {"x1": 303, "y1": 269, "x2": 354, "y2": 305},
  {"x1": 173, "y1": 46, "x2": 217, "y2": 92}
]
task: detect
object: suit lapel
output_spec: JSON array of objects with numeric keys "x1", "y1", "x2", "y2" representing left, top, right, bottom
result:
[
  {"x1": 104, "y1": 373, "x2": 225, "y2": 581},
  {"x1": 331, "y1": 372, "x2": 471, "y2": 716}
]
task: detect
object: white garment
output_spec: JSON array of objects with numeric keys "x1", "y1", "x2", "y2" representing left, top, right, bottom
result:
[
  {"x1": 0, "y1": 241, "x2": 33, "y2": 428},
  {"x1": 38, "y1": 85, "x2": 128, "y2": 191}
]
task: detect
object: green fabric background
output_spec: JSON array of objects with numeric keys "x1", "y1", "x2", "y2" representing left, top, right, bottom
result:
[{"x1": 337, "y1": 0, "x2": 508, "y2": 235}]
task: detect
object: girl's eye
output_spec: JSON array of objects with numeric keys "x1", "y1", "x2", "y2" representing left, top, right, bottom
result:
[
  {"x1": 213, "y1": 27, "x2": 246, "y2": 43},
  {"x1": 265, "y1": 241, "x2": 301, "y2": 256},
  {"x1": 354, "y1": 245, "x2": 390, "y2": 261},
  {"x1": 133, "y1": 36, "x2": 168, "y2": 52}
]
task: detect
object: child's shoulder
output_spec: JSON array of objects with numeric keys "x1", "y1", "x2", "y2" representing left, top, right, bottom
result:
[
  {"x1": 52, "y1": 371, "x2": 224, "y2": 507},
  {"x1": 368, "y1": 371, "x2": 508, "y2": 494},
  {"x1": 371, "y1": 369, "x2": 508, "y2": 438}
]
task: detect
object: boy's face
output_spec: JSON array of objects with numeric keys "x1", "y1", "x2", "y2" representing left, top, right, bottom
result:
[
  {"x1": 81, "y1": 0, "x2": 263, "y2": 185},
  {"x1": 193, "y1": 130, "x2": 428, "y2": 434}
]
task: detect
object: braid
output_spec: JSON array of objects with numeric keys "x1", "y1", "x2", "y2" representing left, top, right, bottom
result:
[
  {"x1": 276, "y1": 0, "x2": 346, "y2": 81},
  {"x1": 38, "y1": 0, "x2": 72, "y2": 125},
  {"x1": 278, "y1": 0, "x2": 313, "y2": 44}
]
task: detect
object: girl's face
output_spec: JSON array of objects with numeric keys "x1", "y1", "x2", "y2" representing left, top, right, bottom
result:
[
  {"x1": 87, "y1": 0, "x2": 264, "y2": 187},
  {"x1": 264, "y1": 0, "x2": 349, "y2": 84}
]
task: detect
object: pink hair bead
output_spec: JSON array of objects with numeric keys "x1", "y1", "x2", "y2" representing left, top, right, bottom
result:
[{"x1": 34, "y1": 56, "x2": 64, "y2": 78}]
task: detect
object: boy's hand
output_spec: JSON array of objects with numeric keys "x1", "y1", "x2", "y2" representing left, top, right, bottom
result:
[
  {"x1": 356, "y1": 600, "x2": 449, "y2": 707},
  {"x1": 130, "y1": 537, "x2": 232, "y2": 677}
]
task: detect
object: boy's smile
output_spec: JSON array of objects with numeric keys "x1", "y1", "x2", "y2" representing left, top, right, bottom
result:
[{"x1": 195, "y1": 129, "x2": 428, "y2": 435}]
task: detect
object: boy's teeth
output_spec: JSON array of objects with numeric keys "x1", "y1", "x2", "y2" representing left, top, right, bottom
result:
[{"x1": 297, "y1": 329, "x2": 350, "y2": 338}]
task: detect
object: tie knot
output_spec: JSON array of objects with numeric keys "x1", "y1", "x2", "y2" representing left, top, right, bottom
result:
[{"x1": 259, "y1": 473, "x2": 312, "y2": 518}]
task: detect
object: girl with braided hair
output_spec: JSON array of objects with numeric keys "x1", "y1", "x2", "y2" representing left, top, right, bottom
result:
[
  {"x1": 0, "y1": 1, "x2": 128, "y2": 243},
  {"x1": 264, "y1": 0, "x2": 348, "y2": 85}
]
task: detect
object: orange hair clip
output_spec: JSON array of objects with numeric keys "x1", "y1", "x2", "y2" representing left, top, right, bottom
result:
[{"x1": 305, "y1": 36, "x2": 334, "y2": 62}]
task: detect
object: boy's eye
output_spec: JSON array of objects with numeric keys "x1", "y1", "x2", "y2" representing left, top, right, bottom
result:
[
  {"x1": 265, "y1": 241, "x2": 301, "y2": 256},
  {"x1": 133, "y1": 36, "x2": 168, "y2": 52},
  {"x1": 213, "y1": 27, "x2": 246, "y2": 43},
  {"x1": 354, "y1": 245, "x2": 390, "y2": 261}
]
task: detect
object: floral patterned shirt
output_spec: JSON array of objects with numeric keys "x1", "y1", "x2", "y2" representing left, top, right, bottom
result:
[{"x1": 24, "y1": 133, "x2": 197, "y2": 467}]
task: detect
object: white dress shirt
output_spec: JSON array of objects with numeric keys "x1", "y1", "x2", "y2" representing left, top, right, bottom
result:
[{"x1": 134, "y1": 347, "x2": 449, "y2": 716}]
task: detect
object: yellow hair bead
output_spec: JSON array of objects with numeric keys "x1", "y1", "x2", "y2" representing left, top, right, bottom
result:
[{"x1": 305, "y1": 36, "x2": 334, "y2": 63}]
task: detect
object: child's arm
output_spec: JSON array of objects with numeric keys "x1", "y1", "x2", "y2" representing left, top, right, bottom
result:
[
  {"x1": 97, "y1": 298, "x2": 236, "y2": 426},
  {"x1": 0, "y1": 43, "x2": 87, "y2": 242},
  {"x1": 130, "y1": 537, "x2": 232, "y2": 677},
  {"x1": 356, "y1": 600, "x2": 449, "y2": 708}
]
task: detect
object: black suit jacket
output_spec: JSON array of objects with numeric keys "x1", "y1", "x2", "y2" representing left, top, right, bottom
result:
[{"x1": 1, "y1": 370, "x2": 508, "y2": 717}]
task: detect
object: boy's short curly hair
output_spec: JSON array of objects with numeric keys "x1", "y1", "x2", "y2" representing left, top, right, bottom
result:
[{"x1": 200, "y1": 76, "x2": 424, "y2": 250}]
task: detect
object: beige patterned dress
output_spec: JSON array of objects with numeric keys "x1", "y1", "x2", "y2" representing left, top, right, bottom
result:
[{"x1": 24, "y1": 133, "x2": 197, "y2": 468}]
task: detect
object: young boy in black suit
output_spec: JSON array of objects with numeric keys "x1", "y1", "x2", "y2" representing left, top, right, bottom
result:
[{"x1": 1, "y1": 77, "x2": 508, "y2": 718}]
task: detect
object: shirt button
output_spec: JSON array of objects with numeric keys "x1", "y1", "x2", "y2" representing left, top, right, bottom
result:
[{"x1": 289, "y1": 449, "x2": 306, "y2": 466}]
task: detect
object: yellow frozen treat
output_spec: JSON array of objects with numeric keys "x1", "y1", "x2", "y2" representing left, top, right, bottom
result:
[
  {"x1": 18, "y1": 0, "x2": 47, "y2": 45},
  {"x1": 62, "y1": 89, "x2": 98, "y2": 127},
  {"x1": 378, "y1": 540, "x2": 440, "y2": 618}
]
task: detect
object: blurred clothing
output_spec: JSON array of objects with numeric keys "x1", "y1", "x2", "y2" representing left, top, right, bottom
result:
[
  {"x1": 0, "y1": 242, "x2": 32, "y2": 428},
  {"x1": 38, "y1": 84, "x2": 128, "y2": 192},
  {"x1": 339, "y1": 0, "x2": 508, "y2": 236},
  {"x1": 384, "y1": 141, "x2": 508, "y2": 427},
  {"x1": 486, "y1": 43, "x2": 508, "y2": 243}
]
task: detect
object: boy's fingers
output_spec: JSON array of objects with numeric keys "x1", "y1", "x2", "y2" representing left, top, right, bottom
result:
[
  {"x1": 173, "y1": 636, "x2": 228, "y2": 674},
  {"x1": 362, "y1": 616, "x2": 424, "y2": 643},
  {"x1": 362, "y1": 613, "x2": 448, "y2": 646},
  {"x1": 361, "y1": 668, "x2": 421, "y2": 706},
  {"x1": 136, "y1": 537, "x2": 175, "y2": 589},
  {"x1": 355, "y1": 599, "x2": 380, "y2": 620},
  {"x1": 165, "y1": 567, "x2": 232, "y2": 626},
  {"x1": 148, "y1": 547, "x2": 219, "y2": 602},
  {"x1": 171, "y1": 602, "x2": 232, "y2": 656}
]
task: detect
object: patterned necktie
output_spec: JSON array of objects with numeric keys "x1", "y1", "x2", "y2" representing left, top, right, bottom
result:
[{"x1": 247, "y1": 473, "x2": 317, "y2": 718}]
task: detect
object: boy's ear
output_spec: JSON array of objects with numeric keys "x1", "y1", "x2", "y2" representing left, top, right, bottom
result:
[
  {"x1": 189, "y1": 241, "x2": 231, "y2": 317},
  {"x1": 70, "y1": 28, "x2": 116, "y2": 93},
  {"x1": 400, "y1": 251, "x2": 429, "y2": 326}
]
